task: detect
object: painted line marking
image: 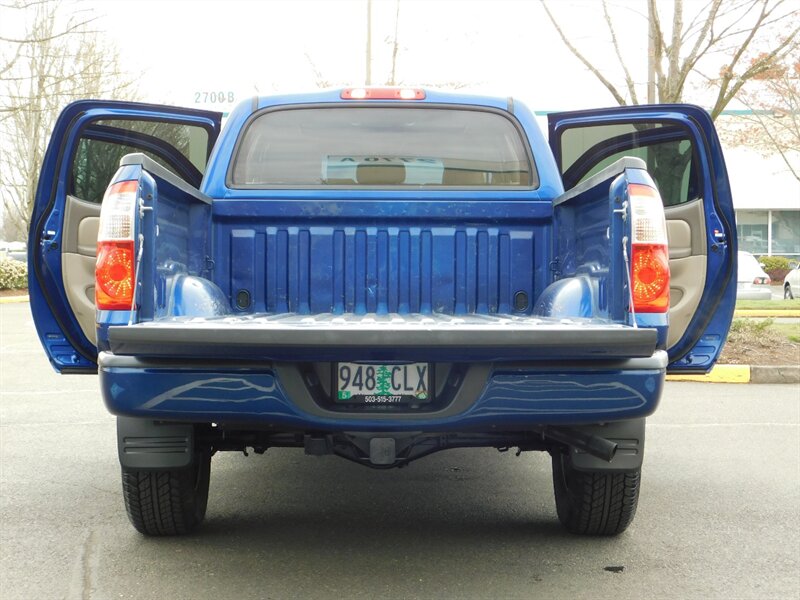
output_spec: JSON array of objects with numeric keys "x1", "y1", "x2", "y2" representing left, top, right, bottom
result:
[
  {"x1": 667, "y1": 364, "x2": 750, "y2": 383},
  {"x1": 734, "y1": 310, "x2": 800, "y2": 317}
]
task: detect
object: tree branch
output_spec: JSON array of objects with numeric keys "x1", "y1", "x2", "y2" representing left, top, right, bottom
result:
[
  {"x1": 602, "y1": 0, "x2": 638, "y2": 103},
  {"x1": 0, "y1": 17, "x2": 97, "y2": 44},
  {"x1": 540, "y1": 0, "x2": 627, "y2": 105},
  {"x1": 676, "y1": 0, "x2": 723, "y2": 93},
  {"x1": 387, "y1": 0, "x2": 401, "y2": 86},
  {"x1": 712, "y1": 20, "x2": 800, "y2": 118}
]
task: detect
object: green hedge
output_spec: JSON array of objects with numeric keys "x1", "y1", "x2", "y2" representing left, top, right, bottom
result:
[
  {"x1": 757, "y1": 256, "x2": 791, "y2": 283},
  {"x1": 0, "y1": 258, "x2": 28, "y2": 290},
  {"x1": 757, "y1": 256, "x2": 790, "y2": 271}
]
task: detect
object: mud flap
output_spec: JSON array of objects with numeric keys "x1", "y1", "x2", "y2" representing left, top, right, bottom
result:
[
  {"x1": 567, "y1": 418, "x2": 645, "y2": 472},
  {"x1": 117, "y1": 417, "x2": 195, "y2": 470}
]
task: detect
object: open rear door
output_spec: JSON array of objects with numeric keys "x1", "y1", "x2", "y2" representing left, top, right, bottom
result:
[
  {"x1": 548, "y1": 104, "x2": 736, "y2": 373},
  {"x1": 29, "y1": 100, "x2": 221, "y2": 373}
]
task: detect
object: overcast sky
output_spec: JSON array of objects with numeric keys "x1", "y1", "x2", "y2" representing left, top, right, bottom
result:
[
  {"x1": 1, "y1": 0, "x2": 777, "y2": 113},
  {"x1": 84, "y1": 0, "x2": 654, "y2": 113}
]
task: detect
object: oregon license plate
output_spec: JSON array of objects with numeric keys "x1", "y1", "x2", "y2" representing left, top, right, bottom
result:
[{"x1": 335, "y1": 362, "x2": 432, "y2": 404}]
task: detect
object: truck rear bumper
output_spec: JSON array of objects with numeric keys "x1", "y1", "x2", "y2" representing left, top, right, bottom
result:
[{"x1": 98, "y1": 350, "x2": 667, "y2": 430}]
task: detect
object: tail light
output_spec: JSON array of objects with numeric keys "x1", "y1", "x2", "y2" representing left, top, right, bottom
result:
[
  {"x1": 96, "y1": 180, "x2": 138, "y2": 310},
  {"x1": 628, "y1": 184, "x2": 670, "y2": 313},
  {"x1": 753, "y1": 276, "x2": 771, "y2": 285}
]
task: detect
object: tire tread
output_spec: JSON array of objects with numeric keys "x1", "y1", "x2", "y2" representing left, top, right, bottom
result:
[
  {"x1": 552, "y1": 454, "x2": 640, "y2": 536},
  {"x1": 121, "y1": 457, "x2": 209, "y2": 536}
]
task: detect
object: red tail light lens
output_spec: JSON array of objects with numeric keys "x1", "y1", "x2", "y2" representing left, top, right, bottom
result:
[
  {"x1": 628, "y1": 184, "x2": 670, "y2": 313},
  {"x1": 96, "y1": 240, "x2": 135, "y2": 309},
  {"x1": 631, "y1": 244, "x2": 670, "y2": 312}
]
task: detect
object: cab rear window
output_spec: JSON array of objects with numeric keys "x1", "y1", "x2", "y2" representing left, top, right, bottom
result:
[{"x1": 229, "y1": 107, "x2": 535, "y2": 187}]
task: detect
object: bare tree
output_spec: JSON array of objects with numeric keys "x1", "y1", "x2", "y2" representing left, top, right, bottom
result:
[
  {"x1": 722, "y1": 52, "x2": 800, "y2": 180},
  {"x1": 385, "y1": 0, "x2": 401, "y2": 86},
  {"x1": 381, "y1": 1, "x2": 469, "y2": 90},
  {"x1": 365, "y1": 0, "x2": 373, "y2": 85},
  {"x1": 541, "y1": 0, "x2": 800, "y2": 119},
  {"x1": 304, "y1": 0, "x2": 471, "y2": 92},
  {"x1": 0, "y1": 0, "x2": 138, "y2": 240},
  {"x1": 304, "y1": 52, "x2": 334, "y2": 89}
]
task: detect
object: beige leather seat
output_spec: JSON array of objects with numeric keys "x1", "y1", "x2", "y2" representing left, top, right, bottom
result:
[
  {"x1": 442, "y1": 168, "x2": 486, "y2": 186},
  {"x1": 356, "y1": 163, "x2": 406, "y2": 185},
  {"x1": 491, "y1": 170, "x2": 528, "y2": 185}
]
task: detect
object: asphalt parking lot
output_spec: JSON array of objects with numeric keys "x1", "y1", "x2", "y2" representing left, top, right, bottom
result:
[{"x1": 1, "y1": 301, "x2": 798, "y2": 599}]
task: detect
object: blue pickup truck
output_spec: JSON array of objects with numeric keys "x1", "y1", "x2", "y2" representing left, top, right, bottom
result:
[{"x1": 29, "y1": 88, "x2": 736, "y2": 536}]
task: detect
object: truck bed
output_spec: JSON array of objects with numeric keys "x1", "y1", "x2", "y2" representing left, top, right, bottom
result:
[{"x1": 212, "y1": 216, "x2": 551, "y2": 317}]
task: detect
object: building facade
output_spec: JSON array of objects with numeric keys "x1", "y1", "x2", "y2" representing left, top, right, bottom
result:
[{"x1": 728, "y1": 148, "x2": 800, "y2": 258}]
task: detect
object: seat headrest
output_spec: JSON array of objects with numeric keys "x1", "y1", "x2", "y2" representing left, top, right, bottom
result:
[{"x1": 356, "y1": 163, "x2": 406, "y2": 185}]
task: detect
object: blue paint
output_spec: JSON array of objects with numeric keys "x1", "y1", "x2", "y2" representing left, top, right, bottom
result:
[
  {"x1": 213, "y1": 222, "x2": 547, "y2": 317},
  {"x1": 100, "y1": 362, "x2": 663, "y2": 429}
]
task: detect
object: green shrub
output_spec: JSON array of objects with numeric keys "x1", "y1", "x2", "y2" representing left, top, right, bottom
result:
[
  {"x1": 0, "y1": 258, "x2": 28, "y2": 290},
  {"x1": 758, "y1": 256, "x2": 790, "y2": 271},
  {"x1": 757, "y1": 255, "x2": 791, "y2": 282},
  {"x1": 729, "y1": 317, "x2": 773, "y2": 335}
]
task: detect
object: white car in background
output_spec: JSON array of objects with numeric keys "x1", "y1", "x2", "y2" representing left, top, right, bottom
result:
[
  {"x1": 736, "y1": 251, "x2": 772, "y2": 300},
  {"x1": 0, "y1": 241, "x2": 26, "y2": 263},
  {"x1": 783, "y1": 263, "x2": 800, "y2": 300}
]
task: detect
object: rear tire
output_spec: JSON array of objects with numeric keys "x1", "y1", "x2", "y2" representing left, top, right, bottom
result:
[
  {"x1": 121, "y1": 449, "x2": 211, "y2": 536},
  {"x1": 785, "y1": 284, "x2": 794, "y2": 300},
  {"x1": 551, "y1": 452, "x2": 640, "y2": 535}
]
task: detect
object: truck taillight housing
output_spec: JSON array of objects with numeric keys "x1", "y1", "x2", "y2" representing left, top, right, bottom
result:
[
  {"x1": 96, "y1": 180, "x2": 138, "y2": 310},
  {"x1": 628, "y1": 184, "x2": 670, "y2": 313}
]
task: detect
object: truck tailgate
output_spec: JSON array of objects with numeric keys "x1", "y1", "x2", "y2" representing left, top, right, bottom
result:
[{"x1": 107, "y1": 313, "x2": 656, "y2": 362}]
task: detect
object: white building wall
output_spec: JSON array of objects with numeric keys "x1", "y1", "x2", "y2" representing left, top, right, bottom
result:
[
  {"x1": 726, "y1": 147, "x2": 799, "y2": 211},
  {"x1": 725, "y1": 147, "x2": 800, "y2": 256}
]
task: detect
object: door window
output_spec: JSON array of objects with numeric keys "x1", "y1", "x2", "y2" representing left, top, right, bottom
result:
[
  {"x1": 69, "y1": 120, "x2": 211, "y2": 204},
  {"x1": 560, "y1": 122, "x2": 701, "y2": 207}
]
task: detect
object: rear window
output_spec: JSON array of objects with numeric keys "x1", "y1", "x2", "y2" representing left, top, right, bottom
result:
[{"x1": 230, "y1": 107, "x2": 535, "y2": 188}]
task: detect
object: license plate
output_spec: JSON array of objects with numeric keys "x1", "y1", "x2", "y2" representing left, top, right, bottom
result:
[{"x1": 335, "y1": 362, "x2": 432, "y2": 404}]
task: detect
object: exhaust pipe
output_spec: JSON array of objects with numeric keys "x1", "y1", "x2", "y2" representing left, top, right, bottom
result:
[{"x1": 541, "y1": 427, "x2": 618, "y2": 462}]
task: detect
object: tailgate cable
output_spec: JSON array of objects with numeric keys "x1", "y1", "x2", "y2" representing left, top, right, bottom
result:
[
  {"x1": 129, "y1": 198, "x2": 152, "y2": 326},
  {"x1": 129, "y1": 232, "x2": 145, "y2": 326},
  {"x1": 614, "y1": 199, "x2": 636, "y2": 328},
  {"x1": 622, "y1": 235, "x2": 637, "y2": 328}
]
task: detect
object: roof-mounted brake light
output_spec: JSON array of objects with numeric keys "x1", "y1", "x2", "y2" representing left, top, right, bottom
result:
[{"x1": 341, "y1": 87, "x2": 425, "y2": 100}]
